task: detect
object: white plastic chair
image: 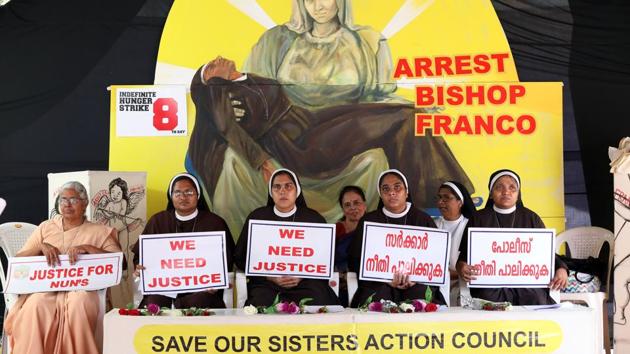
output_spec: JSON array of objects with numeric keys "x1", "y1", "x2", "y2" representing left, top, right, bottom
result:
[
  {"x1": 556, "y1": 226, "x2": 614, "y2": 354},
  {"x1": 0, "y1": 222, "x2": 36, "y2": 354},
  {"x1": 235, "y1": 271, "x2": 340, "y2": 308},
  {"x1": 346, "y1": 272, "x2": 450, "y2": 307}
]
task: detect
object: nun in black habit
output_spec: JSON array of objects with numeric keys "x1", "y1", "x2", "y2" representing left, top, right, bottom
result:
[
  {"x1": 456, "y1": 169, "x2": 568, "y2": 305},
  {"x1": 132, "y1": 173, "x2": 235, "y2": 308},
  {"x1": 348, "y1": 169, "x2": 446, "y2": 307},
  {"x1": 234, "y1": 168, "x2": 340, "y2": 306}
]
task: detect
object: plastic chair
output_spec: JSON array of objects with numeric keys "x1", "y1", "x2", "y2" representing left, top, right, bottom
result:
[
  {"x1": 0, "y1": 222, "x2": 36, "y2": 354},
  {"x1": 346, "y1": 272, "x2": 450, "y2": 307},
  {"x1": 556, "y1": 226, "x2": 614, "y2": 354},
  {"x1": 235, "y1": 271, "x2": 340, "y2": 308}
]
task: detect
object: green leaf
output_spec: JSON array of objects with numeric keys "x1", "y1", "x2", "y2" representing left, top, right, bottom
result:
[
  {"x1": 299, "y1": 297, "x2": 313, "y2": 307},
  {"x1": 425, "y1": 286, "x2": 433, "y2": 303},
  {"x1": 126, "y1": 303, "x2": 134, "y2": 310}
]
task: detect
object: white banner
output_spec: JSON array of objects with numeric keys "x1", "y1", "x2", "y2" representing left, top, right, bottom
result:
[
  {"x1": 359, "y1": 222, "x2": 449, "y2": 285},
  {"x1": 246, "y1": 220, "x2": 335, "y2": 279},
  {"x1": 114, "y1": 85, "x2": 187, "y2": 137},
  {"x1": 4, "y1": 252, "x2": 123, "y2": 294},
  {"x1": 467, "y1": 227, "x2": 556, "y2": 288},
  {"x1": 139, "y1": 232, "x2": 229, "y2": 294}
]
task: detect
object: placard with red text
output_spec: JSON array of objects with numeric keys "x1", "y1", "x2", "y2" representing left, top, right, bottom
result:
[
  {"x1": 359, "y1": 222, "x2": 449, "y2": 285},
  {"x1": 139, "y1": 232, "x2": 228, "y2": 294},
  {"x1": 467, "y1": 227, "x2": 556, "y2": 288},
  {"x1": 113, "y1": 85, "x2": 187, "y2": 137},
  {"x1": 245, "y1": 220, "x2": 335, "y2": 279},
  {"x1": 4, "y1": 252, "x2": 123, "y2": 294}
]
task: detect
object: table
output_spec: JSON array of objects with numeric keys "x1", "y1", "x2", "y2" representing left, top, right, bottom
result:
[{"x1": 104, "y1": 306, "x2": 596, "y2": 354}]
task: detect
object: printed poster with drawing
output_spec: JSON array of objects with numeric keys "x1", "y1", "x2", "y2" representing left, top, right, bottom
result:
[
  {"x1": 246, "y1": 220, "x2": 335, "y2": 280},
  {"x1": 359, "y1": 221, "x2": 449, "y2": 285},
  {"x1": 467, "y1": 227, "x2": 556, "y2": 288}
]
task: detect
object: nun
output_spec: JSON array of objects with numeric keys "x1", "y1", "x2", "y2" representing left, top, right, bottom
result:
[
  {"x1": 348, "y1": 169, "x2": 446, "y2": 307},
  {"x1": 132, "y1": 173, "x2": 235, "y2": 308},
  {"x1": 434, "y1": 181, "x2": 476, "y2": 305},
  {"x1": 456, "y1": 169, "x2": 568, "y2": 305},
  {"x1": 234, "y1": 168, "x2": 340, "y2": 306}
]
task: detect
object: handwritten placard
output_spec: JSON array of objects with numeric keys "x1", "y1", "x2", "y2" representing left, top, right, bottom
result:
[
  {"x1": 246, "y1": 220, "x2": 335, "y2": 279},
  {"x1": 359, "y1": 222, "x2": 449, "y2": 285},
  {"x1": 467, "y1": 227, "x2": 556, "y2": 288},
  {"x1": 4, "y1": 253, "x2": 123, "y2": 294},
  {"x1": 139, "y1": 232, "x2": 229, "y2": 294}
]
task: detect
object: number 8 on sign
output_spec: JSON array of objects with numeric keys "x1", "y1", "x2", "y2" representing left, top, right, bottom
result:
[{"x1": 153, "y1": 98, "x2": 178, "y2": 131}]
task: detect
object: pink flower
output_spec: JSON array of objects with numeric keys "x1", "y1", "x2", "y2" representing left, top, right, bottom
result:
[
  {"x1": 275, "y1": 302, "x2": 289, "y2": 313},
  {"x1": 146, "y1": 303, "x2": 160, "y2": 315},
  {"x1": 286, "y1": 302, "x2": 300, "y2": 314},
  {"x1": 412, "y1": 299, "x2": 426, "y2": 312},
  {"x1": 368, "y1": 301, "x2": 383, "y2": 312},
  {"x1": 424, "y1": 303, "x2": 438, "y2": 312}
]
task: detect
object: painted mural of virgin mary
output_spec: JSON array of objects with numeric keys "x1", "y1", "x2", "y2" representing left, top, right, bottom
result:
[{"x1": 186, "y1": 0, "x2": 473, "y2": 234}]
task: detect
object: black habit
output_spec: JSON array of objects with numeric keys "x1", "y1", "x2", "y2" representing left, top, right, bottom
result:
[
  {"x1": 348, "y1": 206, "x2": 446, "y2": 307},
  {"x1": 234, "y1": 206, "x2": 340, "y2": 307},
  {"x1": 131, "y1": 210, "x2": 235, "y2": 308},
  {"x1": 458, "y1": 206, "x2": 567, "y2": 305}
]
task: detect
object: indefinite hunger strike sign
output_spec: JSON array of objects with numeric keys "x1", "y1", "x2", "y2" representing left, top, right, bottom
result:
[
  {"x1": 467, "y1": 228, "x2": 556, "y2": 288},
  {"x1": 5, "y1": 252, "x2": 123, "y2": 294},
  {"x1": 359, "y1": 222, "x2": 449, "y2": 285},
  {"x1": 245, "y1": 220, "x2": 335, "y2": 279},
  {"x1": 139, "y1": 232, "x2": 229, "y2": 294}
]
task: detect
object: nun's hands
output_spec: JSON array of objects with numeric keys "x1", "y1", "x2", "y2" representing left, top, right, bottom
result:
[
  {"x1": 549, "y1": 267, "x2": 568, "y2": 290},
  {"x1": 456, "y1": 260, "x2": 478, "y2": 283},
  {"x1": 389, "y1": 271, "x2": 415, "y2": 289},
  {"x1": 133, "y1": 264, "x2": 146, "y2": 277},
  {"x1": 267, "y1": 276, "x2": 302, "y2": 289},
  {"x1": 41, "y1": 242, "x2": 61, "y2": 267}
]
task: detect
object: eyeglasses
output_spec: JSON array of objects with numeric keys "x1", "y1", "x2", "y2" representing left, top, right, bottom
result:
[
  {"x1": 271, "y1": 182, "x2": 295, "y2": 193},
  {"x1": 59, "y1": 197, "x2": 85, "y2": 205},
  {"x1": 342, "y1": 200, "x2": 364, "y2": 210},
  {"x1": 435, "y1": 194, "x2": 457, "y2": 203},
  {"x1": 172, "y1": 190, "x2": 197, "y2": 198},
  {"x1": 380, "y1": 183, "x2": 405, "y2": 194}
]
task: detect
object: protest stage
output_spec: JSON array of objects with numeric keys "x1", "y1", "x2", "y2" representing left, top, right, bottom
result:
[{"x1": 104, "y1": 306, "x2": 596, "y2": 354}]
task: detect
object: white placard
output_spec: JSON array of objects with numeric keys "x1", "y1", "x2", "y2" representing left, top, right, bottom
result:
[
  {"x1": 114, "y1": 85, "x2": 187, "y2": 136},
  {"x1": 467, "y1": 227, "x2": 556, "y2": 288},
  {"x1": 246, "y1": 220, "x2": 335, "y2": 279},
  {"x1": 4, "y1": 253, "x2": 123, "y2": 294},
  {"x1": 139, "y1": 232, "x2": 228, "y2": 294},
  {"x1": 359, "y1": 221, "x2": 449, "y2": 285}
]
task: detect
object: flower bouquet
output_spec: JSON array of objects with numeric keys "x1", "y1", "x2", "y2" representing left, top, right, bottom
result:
[
  {"x1": 359, "y1": 286, "x2": 442, "y2": 313},
  {"x1": 118, "y1": 303, "x2": 215, "y2": 316},
  {"x1": 243, "y1": 294, "x2": 314, "y2": 315}
]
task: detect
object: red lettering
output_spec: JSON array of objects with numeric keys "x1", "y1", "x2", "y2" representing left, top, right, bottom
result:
[
  {"x1": 434, "y1": 115, "x2": 452, "y2": 135},
  {"x1": 393, "y1": 58, "x2": 414, "y2": 79},
  {"x1": 415, "y1": 114, "x2": 432, "y2": 136},
  {"x1": 415, "y1": 86, "x2": 434, "y2": 106},
  {"x1": 491, "y1": 53, "x2": 510, "y2": 72},
  {"x1": 434, "y1": 56, "x2": 454, "y2": 76},
  {"x1": 169, "y1": 240, "x2": 195, "y2": 251},
  {"x1": 517, "y1": 115, "x2": 536, "y2": 134},
  {"x1": 473, "y1": 54, "x2": 491, "y2": 74},
  {"x1": 454, "y1": 55, "x2": 472, "y2": 74},
  {"x1": 414, "y1": 57, "x2": 433, "y2": 77}
]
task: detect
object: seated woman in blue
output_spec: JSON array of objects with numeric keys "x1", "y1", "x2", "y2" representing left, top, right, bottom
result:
[
  {"x1": 348, "y1": 169, "x2": 446, "y2": 307},
  {"x1": 234, "y1": 168, "x2": 340, "y2": 306}
]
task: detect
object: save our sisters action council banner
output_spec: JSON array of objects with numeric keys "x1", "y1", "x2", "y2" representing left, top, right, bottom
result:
[
  {"x1": 139, "y1": 232, "x2": 229, "y2": 294},
  {"x1": 5, "y1": 252, "x2": 123, "y2": 294}
]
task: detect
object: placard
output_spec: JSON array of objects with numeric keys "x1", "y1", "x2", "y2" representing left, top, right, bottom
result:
[
  {"x1": 5, "y1": 252, "x2": 123, "y2": 294},
  {"x1": 113, "y1": 85, "x2": 187, "y2": 137},
  {"x1": 467, "y1": 227, "x2": 555, "y2": 288},
  {"x1": 246, "y1": 220, "x2": 335, "y2": 279},
  {"x1": 359, "y1": 222, "x2": 449, "y2": 285},
  {"x1": 139, "y1": 232, "x2": 229, "y2": 294}
]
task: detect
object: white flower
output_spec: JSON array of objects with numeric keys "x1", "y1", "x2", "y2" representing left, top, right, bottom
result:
[
  {"x1": 399, "y1": 303, "x2": 414, "y2": 313},
  {"x1": 163, "y1": 309, "x2": 182, "y2": 317},
  {"x1": 243, "y1": 305, "x2": 258, "y2": 315}
]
